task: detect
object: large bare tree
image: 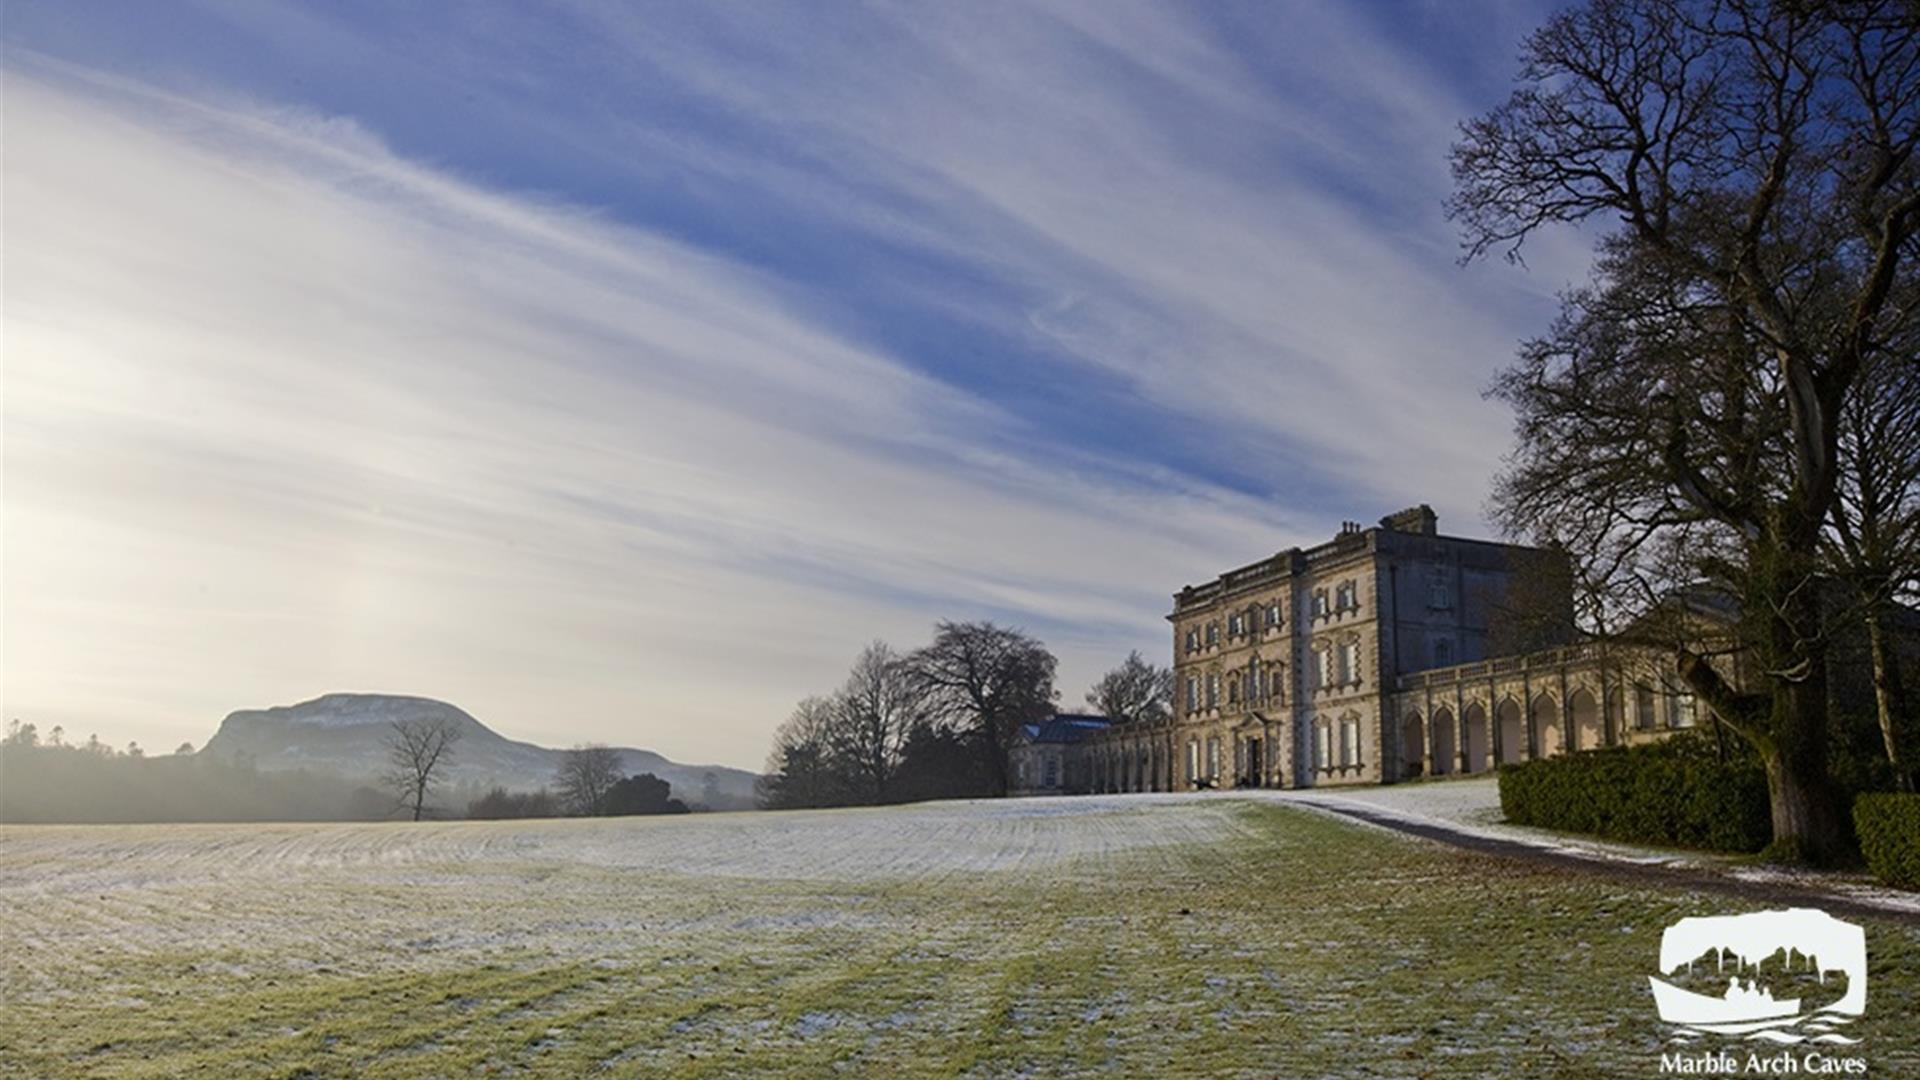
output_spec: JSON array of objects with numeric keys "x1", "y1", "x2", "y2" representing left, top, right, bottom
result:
[
  {"x1": 1451, "y1": 0, "x2": 1919, "y2": 862},
  {"x1": 386, "y1": 716, "x2": 462, "y2": 822},
  {"x1": 1085, "y1": 650, "x2": 1173, "y2": 726},
  {"x1": 555, "y1": 745, "x2": 624, "y2": 816},
  {"x1": 908, "y1": 621, "x2": 1056, "y2": 796}
]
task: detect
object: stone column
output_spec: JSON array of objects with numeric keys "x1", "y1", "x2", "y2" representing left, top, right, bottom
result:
[
  {"x1": 1455, "y1": 682, "x2": 1469, "y2": 774},
  {"x1": 1522, "y1": 669, "x2": 1537, "y2": 762},
  {"x1": 1560, "y1": 666, "x2": 1575, "y2": 754}
]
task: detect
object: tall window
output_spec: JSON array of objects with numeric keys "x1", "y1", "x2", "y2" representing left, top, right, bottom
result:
[
  {"x1": 1434, "y1": 639, "x2": 1453, "y2": 667},
  {"x1": 1429, "y1": 578, "x2": 1451, "y2": 610},
  {"x1": 1315, "y1": 721, "x2": 1332, "y2": 769},
  {"x1": 1206, "y1": 737, "x2": 1221, "y2": 779},
  {"x1": 1248, "y1": 656, "x2": 1262, "y2": 701},
  {"x1": 1336, "y1": 581, "x2": 1356, "y2": 611},
  {"x1": 1206, "y1": 622, "x2": 1219, "y2": 647},
  {"x1": 1187, "y1": 739, "x2": 1199, "y2": 782},
  {"x1": 1667, "y1": 692, "x2": 1698, "y2": 729},
  {"x1": 1312, "y1": 590, "x2": 1328, "y2": 618},
  {"x1": 1185, "y1": 629, "x2": 1198, "y2": 654},
  {"x1": 1340, "y1": 641, "x2": 1362, "y2": 685},
  {"x1": 1266, "y1": 602, "x2": 1281, "y2": 629},
  {"x1": 1228, "y1": 675, "x2": 1240, "y2": 704},
  {"x1": 1206, "y1": 673, "x2": 1219, "y2": 709},
  {"x1": 1185, "y1": 676, "x2": 1198, "y2": 712},
  {"x1": 1635, "y1": 684, "x2": 1656, "y2": 730},
  {"x1": 1340, "y1": 716, "x2": 1360, "y2": 767},
  {"x1": 1229, "y1": 613, "x2": 1243, "y2": 636},
  {"x1": 1043, "y1": 756, "x2": 1059, "y2": 788}
]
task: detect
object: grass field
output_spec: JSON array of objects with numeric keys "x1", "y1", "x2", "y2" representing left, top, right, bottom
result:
[{"x1": 3, "y1": 795, "x2": 1916, "y2": 1077}]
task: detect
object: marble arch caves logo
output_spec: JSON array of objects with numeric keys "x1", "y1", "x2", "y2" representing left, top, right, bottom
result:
[{"x1": 1648, "y1": 908, "x2": 1865, "y2": 1047}]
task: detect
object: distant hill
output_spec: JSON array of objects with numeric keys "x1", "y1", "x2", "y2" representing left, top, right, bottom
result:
[{"x1": 200, "y1": 693, "x2": 758, "y2": 809}]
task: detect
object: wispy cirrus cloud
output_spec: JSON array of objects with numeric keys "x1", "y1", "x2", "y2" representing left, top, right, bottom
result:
[{"x1": 2, "y1": 2, "x2": 1584, "y2": 765}]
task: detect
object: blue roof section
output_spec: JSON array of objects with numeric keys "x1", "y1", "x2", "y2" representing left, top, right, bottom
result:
[{"x1": 1017, "y1": 713, "x2": 1113, "y2": 745}]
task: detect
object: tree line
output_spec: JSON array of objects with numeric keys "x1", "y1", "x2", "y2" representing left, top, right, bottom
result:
[
  {"x1": 0, "y1": 723, "x2": 392, "y2": 823},
  {"x1": 382, "y1": 716, "x2": 691, "y2": 820},
  {"x1": 0, "y1": 719, "x2": 690, "y2": 822},
  {"x1": 757, "y1": 621, "x2": 1170, "y2": 809}
]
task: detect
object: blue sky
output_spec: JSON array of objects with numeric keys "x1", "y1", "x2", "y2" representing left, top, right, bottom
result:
[{"x1": 3, "y1": 1, "x2": 1590, "y2": 769}]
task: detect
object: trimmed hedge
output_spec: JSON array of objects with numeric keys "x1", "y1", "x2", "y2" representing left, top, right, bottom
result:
[
  {"x1": 1854, "y1": 793, "x2": 1920, "y2": 891},
  {"x1": 1499, "y1": 741, "x2": 1770, "y2": 853}
]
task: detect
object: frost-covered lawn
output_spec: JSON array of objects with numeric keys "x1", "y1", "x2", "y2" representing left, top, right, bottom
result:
[{"x1": 3, "y1": 797, "x2": 1917, "y2": 1078}]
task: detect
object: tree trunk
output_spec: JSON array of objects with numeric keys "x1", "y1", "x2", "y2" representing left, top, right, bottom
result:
[
  {"x1": 1761, "y1": 660, "x2": 1854, "y2": 866},
  {"x1": 1866, "y1": 608, "x2": 1913, "y2": 792},
  {"x1": 1746, "y1": 531, "x2": 1854, "y2": 866},
  {"x1": 981, "y1": 723, "x2": 1010, "y2": 797}
]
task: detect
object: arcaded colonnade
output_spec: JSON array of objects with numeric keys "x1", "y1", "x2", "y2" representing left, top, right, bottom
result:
[{"x1": 1385, "y1": 643, "x2": 1700, "y2": 781}]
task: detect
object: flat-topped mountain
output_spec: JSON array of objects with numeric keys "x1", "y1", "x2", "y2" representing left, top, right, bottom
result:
[{"x1": 200, "y1": 693, "x2": 757, "y2": 808}]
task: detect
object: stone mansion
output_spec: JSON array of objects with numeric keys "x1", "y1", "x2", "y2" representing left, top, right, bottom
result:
[{"x1": 1012, "y1": 506, "x2": 1712, "y2": 796}]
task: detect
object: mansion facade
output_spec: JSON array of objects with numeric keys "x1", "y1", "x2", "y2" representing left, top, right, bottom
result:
[{"x1": 1013, "y1": 506, "x2": 1709, "y2": 796}]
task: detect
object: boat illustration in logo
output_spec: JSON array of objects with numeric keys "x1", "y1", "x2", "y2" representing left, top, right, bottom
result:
[
  {"x1": 1647, "y1": 908, "x2": 1866, "y2": 1044},
  {"x1": 1648, "y1": 976, "x2": 1798, "y2": 1025}
]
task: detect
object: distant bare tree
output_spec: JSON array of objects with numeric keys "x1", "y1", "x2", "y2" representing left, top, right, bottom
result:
[
  {"x1": 556, "y1": 745, "x2": 625, "y2": 816},
  {"x1": 908, "y1": 621, "x2": 1056, "y2": 796},
  {"x1": 828, "y1": 641, "x2": 922, "y2": 803},
  {"x1": 1827, "y1": 349, "x2": 1920, "y2": 790},
  {"x1": 757, "y1": 696, "x2": 842, "y2": 809},
  {"x1": 1085, "y1": 651, "x2": 1172, "y2": 725},
  {"x1": 386, "y1": 716, "x2": 462, "y2": 821}
]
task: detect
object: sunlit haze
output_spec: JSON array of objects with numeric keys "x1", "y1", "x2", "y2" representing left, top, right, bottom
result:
[{"x1": 3, "y1": 1, "x2": 1584, "y2": 768}]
